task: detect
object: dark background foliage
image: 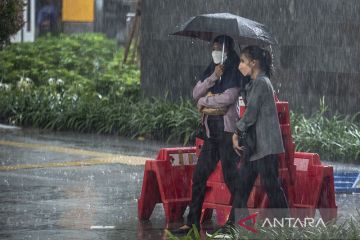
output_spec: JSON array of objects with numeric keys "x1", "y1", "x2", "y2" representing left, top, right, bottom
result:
[{"x1": 0, "y1": 0, "x2": 25, "y2": 48}]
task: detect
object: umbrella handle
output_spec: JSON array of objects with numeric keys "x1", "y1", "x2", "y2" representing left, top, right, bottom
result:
[
  {"x1": 219, "y1": 40, "x2": 225, "y2": 82},
  {"x1": 221, "y1": 41, "x2": 225, "y2": 63}
]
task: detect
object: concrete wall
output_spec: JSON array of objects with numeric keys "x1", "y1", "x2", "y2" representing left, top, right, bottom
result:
[
  {"x1": 63, "y1": 22, "x2": 94, "y2": 33},
  {"x1": 140, "y1": 0, "x2": 360, "y2": 115}
]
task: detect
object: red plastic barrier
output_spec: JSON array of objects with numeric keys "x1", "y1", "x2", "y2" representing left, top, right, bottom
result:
[
  {"x1": 138, "y1": 101, "x2": 337, "y2": 225},
  {"x1": 292, "y1": 152, "x2": 337, "y2": 221},
  {"x1": 137, "y1": 147, "x2": 197, "y2": 223}
]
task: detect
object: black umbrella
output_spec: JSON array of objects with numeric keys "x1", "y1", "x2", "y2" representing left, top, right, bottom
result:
[{"x1": 171, "y1": 12, "x2": 276, "y2": 46}]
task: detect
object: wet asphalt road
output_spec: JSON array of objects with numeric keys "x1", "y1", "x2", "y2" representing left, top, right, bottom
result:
[
  {"x1": 0, "y1": 126, "x2": 176, "y2": 240},
  {"x1": 0, "y1": 124, "x2": 359, "y2": 240}
]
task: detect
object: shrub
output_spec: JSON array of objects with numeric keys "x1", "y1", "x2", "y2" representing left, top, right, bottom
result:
[
  {"x1": 291, "y1": 98, "x2": 360, "y2": 163},
  {"x1": 0, "y1": 33, "x2": 140, "y2": 98}
]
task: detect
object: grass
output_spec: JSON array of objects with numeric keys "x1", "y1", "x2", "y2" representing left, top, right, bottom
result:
[
  {"x1": 291, "y1": 98, "x2": 360, "y2": 163},
  {"x1": 165, "y1": 210, "x2": 360, "y2": 239}
]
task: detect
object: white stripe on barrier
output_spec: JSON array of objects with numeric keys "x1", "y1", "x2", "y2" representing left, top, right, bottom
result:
[{"x1": 169, "y1": 153, "x2": 198, "y2": 166}]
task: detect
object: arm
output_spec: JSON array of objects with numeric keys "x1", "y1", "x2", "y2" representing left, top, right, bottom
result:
[
  {"x1": 197, "y1": 87, "x2": 240, "y2": 108},
  {"x1": 236, "y1": 79, "x2": 269, "y2": 132},
  {"x1": 192, "y1": 72, "x2": 218, "y2": 102}
]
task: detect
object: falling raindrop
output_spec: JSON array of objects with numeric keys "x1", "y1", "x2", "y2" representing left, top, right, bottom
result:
[{"x1": 4, "y1": 179, "x2": 9, "y2": 186}]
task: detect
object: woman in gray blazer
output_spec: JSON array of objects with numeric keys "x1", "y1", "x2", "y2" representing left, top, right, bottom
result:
[{"x1": 232, "y1": 46, "x2": 288, "y2": 220}]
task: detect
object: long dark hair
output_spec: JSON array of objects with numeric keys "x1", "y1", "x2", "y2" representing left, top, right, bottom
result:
[{"x1": 241, "y1": 46, "x2": 273, "y2": 77}]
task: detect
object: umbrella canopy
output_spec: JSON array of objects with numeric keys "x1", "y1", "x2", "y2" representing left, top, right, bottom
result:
[{"x1": 171, "y1": 13, "x2": 276, "y2": 46}]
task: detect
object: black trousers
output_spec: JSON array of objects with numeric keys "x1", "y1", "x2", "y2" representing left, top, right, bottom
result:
[
  {"x1": 232, "y1": 154, "x2": 289, "y2": 220},
  {"x1": 186, "y1": 116, "x2": 242, "y2": 227}
]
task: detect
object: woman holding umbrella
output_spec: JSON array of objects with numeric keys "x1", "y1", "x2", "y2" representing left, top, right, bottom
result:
[
  {"x1": 174, "y1": 35, "x2": 248, "y2": 234},
  {"x1": 232, "y1": 45, "x2": 288, "y2": 220}
]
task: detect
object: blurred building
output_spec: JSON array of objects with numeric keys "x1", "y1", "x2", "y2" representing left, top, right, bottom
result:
[
  {"x1": 94, "y1": 0, "x2": 136, "y2": 43},
  {"x1": 11, "y1": 0, "x2": 136, "y2": 43}
]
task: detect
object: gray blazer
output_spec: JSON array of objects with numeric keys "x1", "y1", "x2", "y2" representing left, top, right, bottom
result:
[{"x1": 236, "y1": 72, "x2": 284, "y2": 161}]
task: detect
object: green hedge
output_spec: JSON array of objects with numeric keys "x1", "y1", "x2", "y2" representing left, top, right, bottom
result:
[
  {"x1": 0, "y1": 33, "x2": 197, "y2": 144},
  {"x1": 0, "y1": 87, "x2": 199, "y2": 145},
  {"x1": 0, "y1": 34, "x2": 359, "y2": 163},
  {"x1": 0, "y1": 33, "x2": 140, "y2": 99}
]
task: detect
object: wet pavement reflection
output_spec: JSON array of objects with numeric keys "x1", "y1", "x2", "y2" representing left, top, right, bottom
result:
[{"x1": 0, "y1": 126, "x2": 359, "y2": 239}]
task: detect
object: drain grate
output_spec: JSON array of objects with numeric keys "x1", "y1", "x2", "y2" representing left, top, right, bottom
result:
[{"x1": 334, "y1": 171, "x2": 360, "y2": 194}]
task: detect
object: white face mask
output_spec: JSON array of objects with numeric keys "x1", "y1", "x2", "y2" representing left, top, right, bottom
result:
[{"x1": 212, "y1": 50, "x2": 227, "y2": 64}]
